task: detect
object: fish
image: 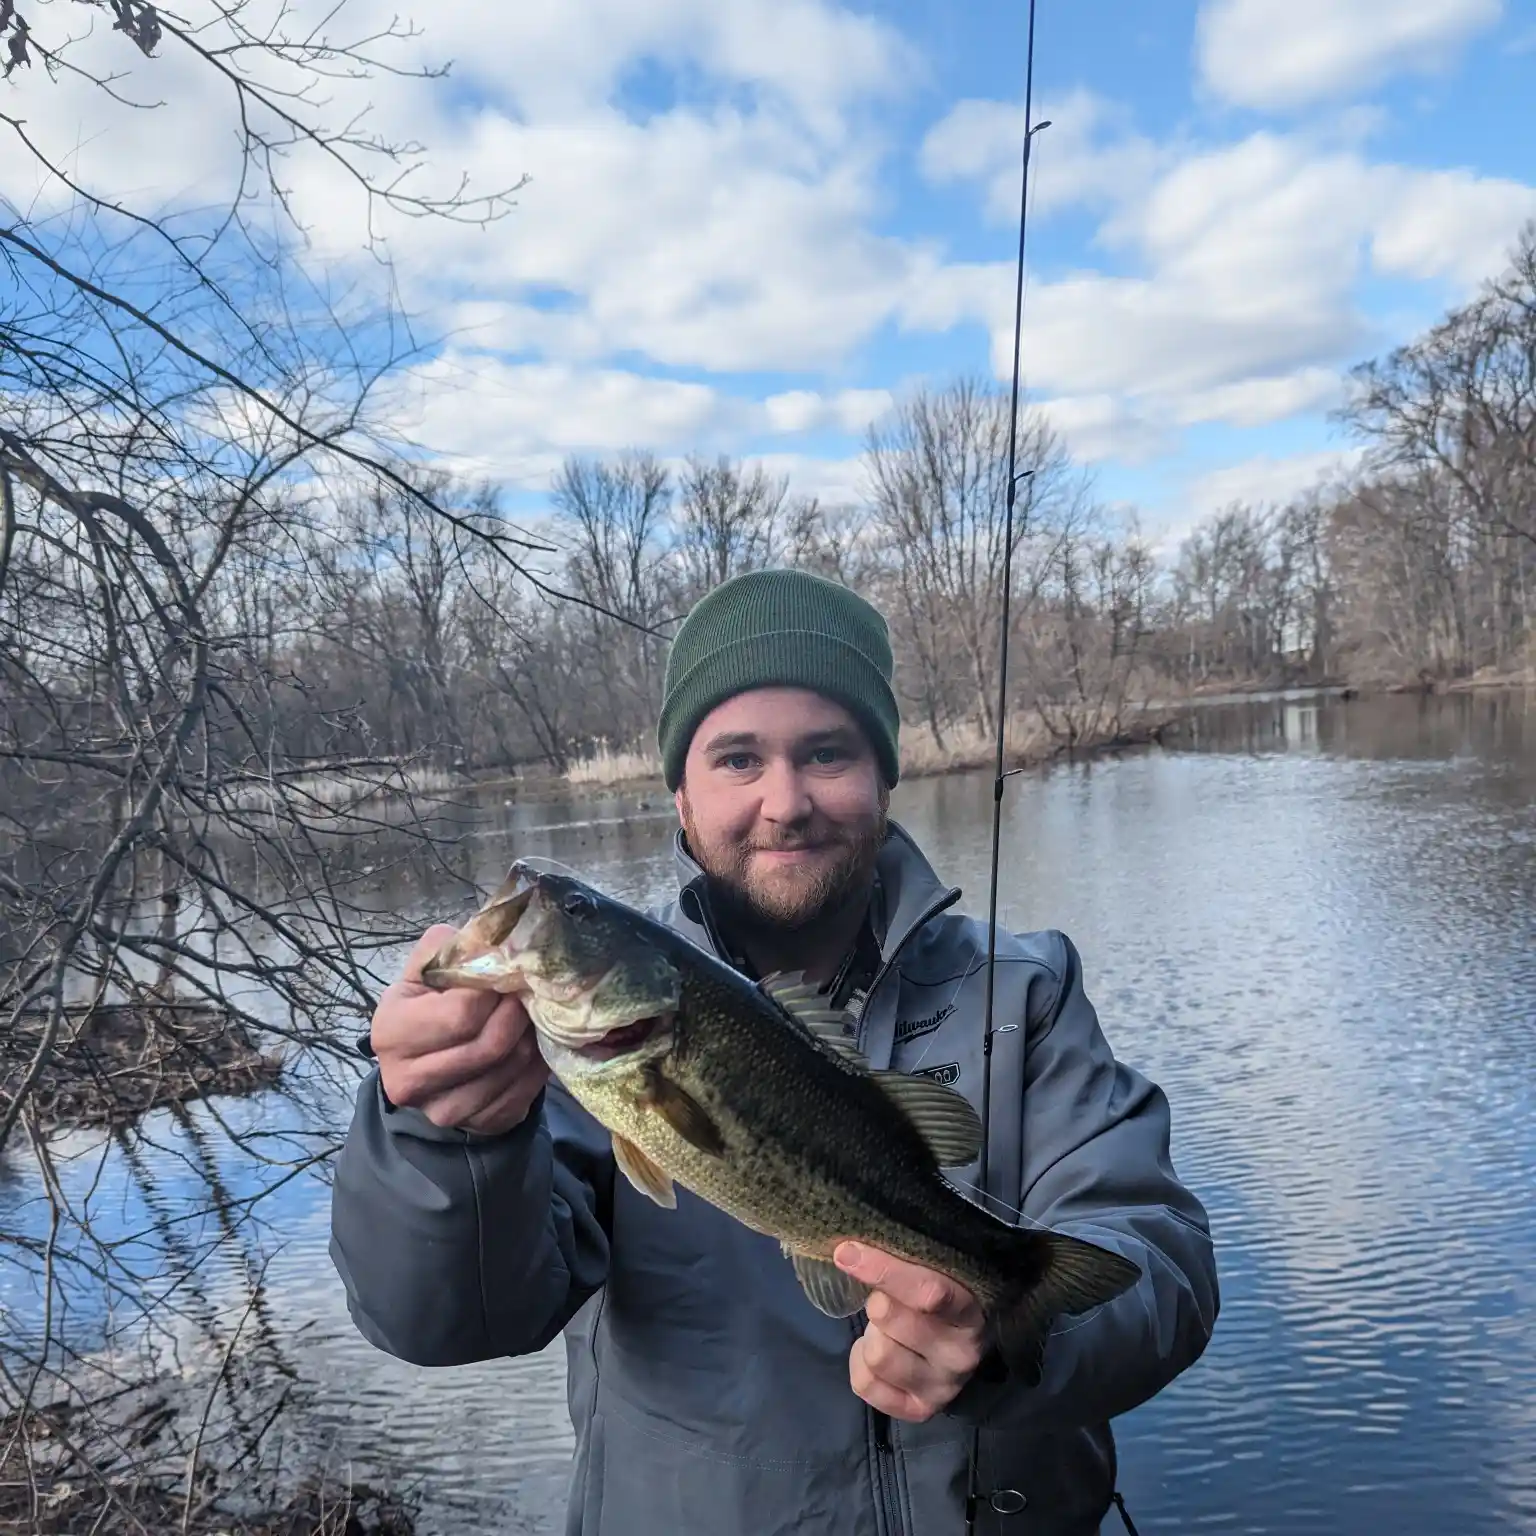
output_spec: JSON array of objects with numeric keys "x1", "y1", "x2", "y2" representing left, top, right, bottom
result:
[{"x1": 420, "y1": 860, "x2": 1141, "y2": 1382}]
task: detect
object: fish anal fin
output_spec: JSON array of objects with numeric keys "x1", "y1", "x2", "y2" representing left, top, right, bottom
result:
[
  {"x1": 871, "y1": 1071, "x2": 982, "y2": 1166},
  {"x1": 789, "y1": 1253, "x2": 871, "y2": 1318},
  {"x1": 612, "y1": 1133, "x2": 676, "y2": 1208},
  {"x1": 991, "y1": 1230, "x2": 1141, "y2": 1385},
  {"x1": 640, "y1": 1064, "x2": 725, "y2": 1156}
]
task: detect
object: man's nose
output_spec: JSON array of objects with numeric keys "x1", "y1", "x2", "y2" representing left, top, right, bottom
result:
[{"x1": 758, "y1": 761, "x2": 813, "y2": 825}]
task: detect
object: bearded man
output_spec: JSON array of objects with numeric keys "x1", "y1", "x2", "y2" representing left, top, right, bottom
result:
[{"x1": 330, "y1": 569, "x2": 1219, "y2": 1536}]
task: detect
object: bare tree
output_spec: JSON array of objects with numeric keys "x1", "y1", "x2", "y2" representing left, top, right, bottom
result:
[
  {"x1": 1018, "y1": 509, "x2": 1155, "y2": 750},
  {"x1": 673, "y1": 455, "x2": 791, "y2": 593},
  {"x1": 553, "y1": 452, "x2": 676, "y2": 747},
  {"x1": 0, "y1": 7, "x2": 567, "y2": 1528},
  {"x1": 1336, "y1": 221, "x2": 1536, "y2": 676},
  {"x1": 864, "y1": 378, "x2": 1080, "y2": 743}
]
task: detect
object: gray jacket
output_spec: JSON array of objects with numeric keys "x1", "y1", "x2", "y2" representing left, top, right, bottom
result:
[{"x1": 330, "y1": 822, "x2": 1219, "y2": 1536}]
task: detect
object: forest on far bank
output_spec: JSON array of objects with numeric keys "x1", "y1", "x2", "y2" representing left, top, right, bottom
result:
[{"x1": 66, "y1": 222, "x2": 1522, "y2": 787}]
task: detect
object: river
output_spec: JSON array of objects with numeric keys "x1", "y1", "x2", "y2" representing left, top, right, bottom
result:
[{"x1": 3, "y1": 689, "x2": 1534, "y2": 1535}]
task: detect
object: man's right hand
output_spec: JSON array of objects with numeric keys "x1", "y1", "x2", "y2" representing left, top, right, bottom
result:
[{"x1": 371, "y1": 925, "x2": 550, "y2": 1135}]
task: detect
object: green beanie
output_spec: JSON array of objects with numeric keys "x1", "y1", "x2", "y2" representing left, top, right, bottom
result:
[{"x1": 657, "y1": 569, "x2": 900, "y2": 791}]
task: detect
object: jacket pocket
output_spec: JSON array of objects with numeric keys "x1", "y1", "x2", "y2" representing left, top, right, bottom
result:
[{"x1": 592, "y1": 1395, "x2": 880, "y2": 1536}]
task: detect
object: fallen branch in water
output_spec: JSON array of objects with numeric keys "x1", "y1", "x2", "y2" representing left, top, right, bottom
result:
[{"x1": 2, "y1": 1003, "x2": 284, "y2": 1135}]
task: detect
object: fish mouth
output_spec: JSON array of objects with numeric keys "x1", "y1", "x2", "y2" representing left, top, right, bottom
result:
[{"x1": 574, "y1": 1012, "x2": 673, "y2": 1062}]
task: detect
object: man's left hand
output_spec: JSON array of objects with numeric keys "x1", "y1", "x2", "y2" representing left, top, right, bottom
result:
[{"x1": 835, "y1": 1242, "x2": 987, "y2": 1423}]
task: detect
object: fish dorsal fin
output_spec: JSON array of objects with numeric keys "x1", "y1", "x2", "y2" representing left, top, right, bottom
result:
[
  {"x1": 760, "y1": 971, "x2": 865, "y2": 1067},
  {"x1": 869, "y1": 1070, "x2": 982, "y2": 1167},
  {"x1": 761, "y1": 973, "x2": 981, "y2": 1167}
]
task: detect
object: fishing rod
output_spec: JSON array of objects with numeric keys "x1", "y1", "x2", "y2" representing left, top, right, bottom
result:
[{"x1": 966, "y1": 0, "x2": 1049, "y2": 1529}]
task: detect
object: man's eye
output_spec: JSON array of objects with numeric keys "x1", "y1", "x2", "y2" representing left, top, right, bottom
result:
[
  {"x1": 812, "y1": 747, "x2": 841, "y2": 764},
  {"x1": 722, "y1": 753, "x2": 755, "y2": 771}
]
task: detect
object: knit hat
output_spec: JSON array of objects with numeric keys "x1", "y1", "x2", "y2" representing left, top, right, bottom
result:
[{"x1": 657, "y1": 569, "x2": 900, "y2": 791}]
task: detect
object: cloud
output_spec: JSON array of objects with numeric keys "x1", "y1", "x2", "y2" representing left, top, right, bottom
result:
[
  {"x1": 1369, "y1": 168, "x2": 1536, "y2": 285},
  {"x1": 1035, "y1": 395, "x2": 1169, "y2": 466},
  {"x1": 1173, "y1": 368, "x2": 1344, "y2": 428},
  {"x1": 295, "y1": 102, "x2": 926, "y2": 375},
  {"x1": 1185, "y1": 446, "x2": 1365, "y2": 518},
  {"x1": 6, "y1": 0, "x2": 1532, "y2": 544},
  {"x1": 919, "y1": 87, "x2": 1166, "y2": 224},
  {"x1": 763, "y1": 388, "x2": 892, "y2": 434},
  {"x1": 387, "y1": 355, "x2": 891, "y2": 490},
  {"x1": 375, "y1": 0, "x2": 916, "y2": 125},
  {"x1": 388, "y1": 355, "x2": 729, "y2": 485},
  {"x1": 916, "y1": 128, "x2": 1535, "y2": 431},
  {"x1": 1196, "y1": 0, "x2": 1504, "y2": 110},
  {"x1": 753, "y1": 452, "x2": 869, "y2": 504}
]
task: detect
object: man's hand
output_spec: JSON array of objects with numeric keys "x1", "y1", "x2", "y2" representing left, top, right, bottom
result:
[
  {"x1": 371, "y1": 925, "x2": 550, "y2": 1136},
  {"x1": 836, "y1": 1241, "x2": 987, "y2": 1423}
]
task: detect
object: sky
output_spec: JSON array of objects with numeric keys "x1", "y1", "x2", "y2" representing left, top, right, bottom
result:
[{"x1": 8, "y1": 0, "x2": 1536, "y2": 549}]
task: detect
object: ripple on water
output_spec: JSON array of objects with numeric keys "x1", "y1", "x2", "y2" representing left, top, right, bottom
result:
[{"x1": 3, "y1": 693, "x2": 1533, "y2": 1535}]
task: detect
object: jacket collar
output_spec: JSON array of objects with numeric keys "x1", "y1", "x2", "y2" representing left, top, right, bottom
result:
[{"x1": 670, "y1": 818, "x2": 960, "y2": 969}]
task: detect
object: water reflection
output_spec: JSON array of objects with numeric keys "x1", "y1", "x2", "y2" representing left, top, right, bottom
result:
[{"x1": 3, "y1": 691, "x2": 1533, "y2": 1535}]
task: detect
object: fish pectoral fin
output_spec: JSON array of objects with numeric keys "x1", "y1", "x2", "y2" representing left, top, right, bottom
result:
[
  {"x1": 640, "y1": 1065, "x2": 725, "y2": 1157},
  {"x1": 612, "y1": 1133, "x2": 676, "y2": 1208},
  {"x1": 789, "y1": 1253, "x2": 871, "y2": 1318},
  {"x1": 871, "y1": 1071, "x2": 983, "y2": 1167},
  {"x1": 760, "y1": 972, "x2": 867, "y2": 1068}
]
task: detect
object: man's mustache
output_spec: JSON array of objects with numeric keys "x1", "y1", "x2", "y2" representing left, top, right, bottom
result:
[{"x1": 747, "y1": 832, "x2": 849, "y2": 853}]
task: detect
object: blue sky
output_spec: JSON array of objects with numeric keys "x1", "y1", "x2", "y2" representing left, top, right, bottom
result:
[{"x1": 9, "y1": 0, "x2": 1534, "y2": 550}]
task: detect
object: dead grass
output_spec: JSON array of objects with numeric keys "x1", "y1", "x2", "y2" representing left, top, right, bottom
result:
[
  {"x1": 564, "y1": 740, "x2": 664, "y2": 788},
  {"x1": 897, "y1": 714, "x2": 1057, "y2": 778},
  {"x1": 560, "y1": 709, "x2": 1175, "y2": 792}
]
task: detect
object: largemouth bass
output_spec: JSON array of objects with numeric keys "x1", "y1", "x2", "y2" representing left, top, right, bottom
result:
[{"x1": 421, "y1": 861, "x2": 1140, "y2": 1381}]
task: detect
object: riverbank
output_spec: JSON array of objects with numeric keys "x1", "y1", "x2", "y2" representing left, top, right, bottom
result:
[
  {"x1": 3, "y1": 1002, "x2": 284, "y2": 1137},
  {"x1": 0, "y1": 1400, "x2": 417, "y2": 1535},
  {"x1": 557, "y1": 706, "x2": 1184, "y2": 793}
]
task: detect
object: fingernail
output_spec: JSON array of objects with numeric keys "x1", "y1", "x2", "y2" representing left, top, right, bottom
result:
[{"x1": 835, "y1": 1242, "x2": 864, "y2": 1269}]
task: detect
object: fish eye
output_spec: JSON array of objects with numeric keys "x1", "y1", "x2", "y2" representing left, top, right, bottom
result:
[{"x1": 561, "y1": 890, "x2": 596, "y2": 918}]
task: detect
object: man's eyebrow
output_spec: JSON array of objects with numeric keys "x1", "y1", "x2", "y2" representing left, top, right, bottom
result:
[
  {"x1": 700, "y1": 731, "x2": 760, "y2": 754},
  {"x1": 699, "y1": 726, "x2": 862, "y2": 755}
]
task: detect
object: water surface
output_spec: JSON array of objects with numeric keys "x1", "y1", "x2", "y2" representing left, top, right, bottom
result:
[{"x1": 4, "y1": 690, "x2": 1533, "y2": 1535}]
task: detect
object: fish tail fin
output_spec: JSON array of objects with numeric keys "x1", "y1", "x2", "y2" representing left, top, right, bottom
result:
[{"x1": 987, "y1": 1227, "x2": 1141, "y2": 1386}]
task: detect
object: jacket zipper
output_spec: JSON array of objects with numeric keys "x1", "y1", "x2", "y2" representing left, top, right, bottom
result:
[
  {"x1": 852, "y1": 1308, "x2": 906, "y2": 1536},
  {"x1": 867, "y1": 889, "x2": 961, "y2": 991},
  {"x1": 871, "y1": 1406, "x2": 904, "y2": 1535}
]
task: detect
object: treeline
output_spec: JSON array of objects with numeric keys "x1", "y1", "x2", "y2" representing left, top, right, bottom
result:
[
  {"x1": 222, "y1": 221, "x2": 1536, "y2": 777},
  {"x1": 237, "y1": 380, "x2": 1156, "y2": 773},
  {"x1": 8, "y1": 240, "x2": 1535, "y2": 803}
]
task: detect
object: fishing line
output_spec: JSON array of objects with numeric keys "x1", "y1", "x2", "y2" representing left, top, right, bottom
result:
[
  {"x1": 966, "y1": 0, "x2": 1049, "y2": 1528},
  {"x1": 956, "y1": 12, "x2": 1144, "y2": 1532}
]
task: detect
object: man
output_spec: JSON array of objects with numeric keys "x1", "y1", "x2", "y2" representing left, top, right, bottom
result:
[{"x1": 330, "y1": 568, "x2": 1218, "y2": 1535}]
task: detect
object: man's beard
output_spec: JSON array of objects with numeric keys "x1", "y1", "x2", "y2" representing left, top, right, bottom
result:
[{"x1": 680, "y1": 793, "x2": 889, "y2": 938}]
